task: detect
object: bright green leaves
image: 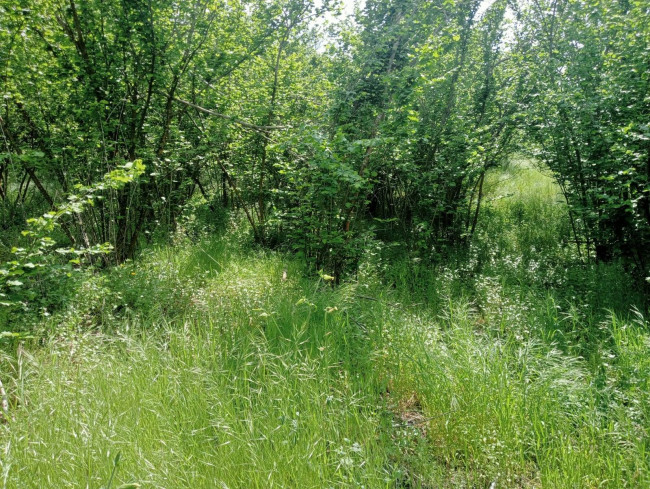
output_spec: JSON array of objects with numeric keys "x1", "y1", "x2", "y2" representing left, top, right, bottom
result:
[
  {"x1": 0, "y1": 161, "x2": 145, "y2": 316},
  {"x1": 105, "y1": 160, "x2": 146, "y2": 186},
  {"x1": 517, "y1": 0, "x2": 650, "y2": 270},
  {"x1": 271, "y1": 128, "x2": 372, "y2": 273}
]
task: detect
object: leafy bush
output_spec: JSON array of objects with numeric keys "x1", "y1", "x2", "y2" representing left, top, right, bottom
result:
[{"x1": 0, "y1": 161, "x2": 145, "y2": 325}]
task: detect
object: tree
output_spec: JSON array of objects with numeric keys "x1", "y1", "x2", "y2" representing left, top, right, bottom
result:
[{"x1": 517, "y1": 0, "x2": 650, "y2": 277}]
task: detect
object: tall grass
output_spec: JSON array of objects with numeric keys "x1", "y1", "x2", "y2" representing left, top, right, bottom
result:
[
  {"x1": 1, "y1": 159, "x2": 649, "y2": 488},
  {"x1": 1, "y1": 238, "x2": 397, "y2": 488},
  {"x1": 384, "y1": 302, "x2": 650, "y2": 487}
]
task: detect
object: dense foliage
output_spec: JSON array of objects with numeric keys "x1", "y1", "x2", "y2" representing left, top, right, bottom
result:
[
  {"x1": 1, "y1": 0, "x2": 650, "y2": 484},
  {"x1": 2, "y1": 0, "x2": 649, "y2": 294},
  {"x1": 518, "y1": 0, "x2": 650, "y2": 270}
]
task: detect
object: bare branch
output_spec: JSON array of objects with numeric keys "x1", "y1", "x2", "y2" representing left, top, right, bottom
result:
[{"x1": 161, "y1": 92, "x2": 287, "y2": 132}]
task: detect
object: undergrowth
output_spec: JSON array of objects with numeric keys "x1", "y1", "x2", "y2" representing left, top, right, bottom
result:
[{"x1": 1, "y1": 158, "x2": 649, "y2": 488}]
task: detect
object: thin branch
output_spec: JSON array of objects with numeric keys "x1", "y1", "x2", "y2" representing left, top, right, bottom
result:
[{"x1": 161, "y1": 92, "x2": 287, "y2": 132}]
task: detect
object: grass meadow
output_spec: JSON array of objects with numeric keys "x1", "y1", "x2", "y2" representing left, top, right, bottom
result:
[{"x1": 1, "y1": 158, "x2": 648, "y2": 488}]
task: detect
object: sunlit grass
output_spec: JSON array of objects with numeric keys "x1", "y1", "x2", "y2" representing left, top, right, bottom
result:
[
  {"x1": 1, "y1": 240, "x2": 395, "y2": 488},
  {"x1": 1, "y1": 160, "x2": 649, "y2": 488}
]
